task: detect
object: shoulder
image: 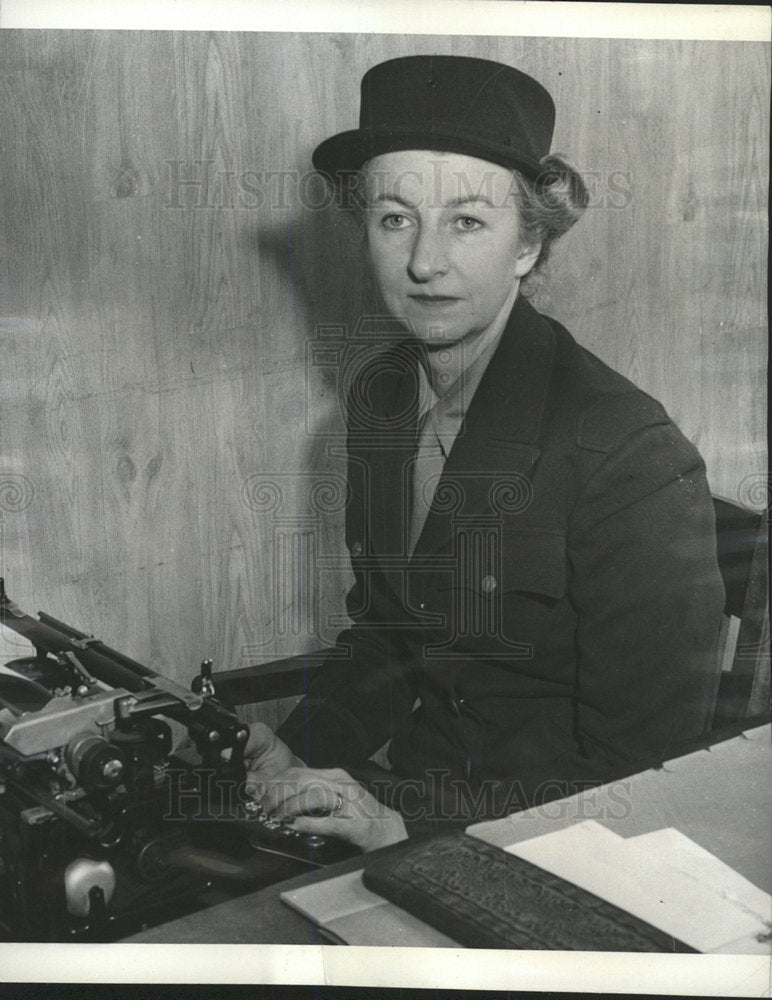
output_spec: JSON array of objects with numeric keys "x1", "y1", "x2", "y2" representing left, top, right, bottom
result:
[
  {"x1": 533, "y1": 317, "x2": 710, "y2": 522},
  {"x1": 541, "y1": 313, "x2": 683, "y2": 456}
]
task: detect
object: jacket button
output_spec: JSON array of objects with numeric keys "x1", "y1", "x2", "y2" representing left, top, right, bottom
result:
[
  {"x1": 481, "y1": 574, "x2": 497, "y2": 596},
  {"x1": 351, "y1": 541, "x2": 363, "y2": 556}
]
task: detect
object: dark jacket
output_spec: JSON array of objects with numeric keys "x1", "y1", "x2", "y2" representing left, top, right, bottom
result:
[{"x1": 278, "y1": 296, "x2": 725, "y2": 826}]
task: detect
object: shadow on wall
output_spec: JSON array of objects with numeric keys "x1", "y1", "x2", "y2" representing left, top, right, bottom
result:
[
  {"x1": 238, "y1": 188, "x2": 405, "y2": 656},
  {"x1": 248, "y1": 194, "x2": 393, "y2": 477}
]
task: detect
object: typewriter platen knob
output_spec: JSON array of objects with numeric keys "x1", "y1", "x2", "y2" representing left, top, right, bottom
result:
[
  {"x1": 64, "y1": 858, "x2": 116, "y2": 918},
  {"x1": 65, "y1": 732, "x2": 126, "y2": 791}
]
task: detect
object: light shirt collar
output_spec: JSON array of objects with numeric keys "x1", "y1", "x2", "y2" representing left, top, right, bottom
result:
[{"x1": 415, "y1": 310, "x2": 510, "y2": 458}]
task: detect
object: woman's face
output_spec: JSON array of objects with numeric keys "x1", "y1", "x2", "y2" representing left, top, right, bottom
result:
[{"x1": 363, "y1": 150, "x2": 539, "y2": 349}]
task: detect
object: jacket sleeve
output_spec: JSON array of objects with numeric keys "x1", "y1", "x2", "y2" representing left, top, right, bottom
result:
[
  {"x1": 564, "y1": 415, "x2": 725, "y2": 775},
  {"x1": 276, "y1": 617, "x2": 417, "y2": 768}
]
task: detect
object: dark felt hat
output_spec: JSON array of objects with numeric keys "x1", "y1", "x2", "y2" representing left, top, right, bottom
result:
[{"x1": 312, "y1": 55, "x2": 555, "y2": 181}]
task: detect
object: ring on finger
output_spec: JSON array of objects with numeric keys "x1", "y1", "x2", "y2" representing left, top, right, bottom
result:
[{"x1": 330, "y1": 791, "x2": 344, "y2": 817}]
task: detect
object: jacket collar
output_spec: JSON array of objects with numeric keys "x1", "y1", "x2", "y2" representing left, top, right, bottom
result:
[
  {"x1": 412, "y1": 294, "x2": 556, "y2": 558},
  {"x1": 455, "y1": 292, "x2": 556, "y2": 446},
  {"x1": 358, "y1": 295, "x2": 558, "y2": 571}
]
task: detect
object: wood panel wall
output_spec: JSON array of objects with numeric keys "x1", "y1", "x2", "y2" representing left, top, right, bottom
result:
[{"x1": 0, "y1": 31, "x2": 768, "y2": 720}]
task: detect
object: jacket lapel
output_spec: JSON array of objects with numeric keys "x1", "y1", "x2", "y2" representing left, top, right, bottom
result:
[
  {"x1": 359, "y1": 343, "x2": 421, "y2": 594},
  {"x1": 412, "y1": 295, "x2": 556, "y2": 559}
]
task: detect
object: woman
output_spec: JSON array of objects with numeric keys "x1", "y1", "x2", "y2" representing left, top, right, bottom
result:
[{"x1": 245, "y1": 56, "x2": 725, "y2": 852}]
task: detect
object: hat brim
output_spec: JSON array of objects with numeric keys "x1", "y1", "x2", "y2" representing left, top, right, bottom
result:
[{"x1": 312, "y1": 128, "x2": 543, "y2": 182}]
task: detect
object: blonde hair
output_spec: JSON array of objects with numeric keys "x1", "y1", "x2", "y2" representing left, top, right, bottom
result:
[{"x1": 512, "y1": 154, "x2": 589, "y2": 276}]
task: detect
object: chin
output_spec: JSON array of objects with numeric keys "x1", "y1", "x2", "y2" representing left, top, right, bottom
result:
[
  {"x1": 415, "y1": 330, "x2": 475, "y2": 350},
  {"x1": 406, "y1": 321, "x2": 467, "y2": 346}
]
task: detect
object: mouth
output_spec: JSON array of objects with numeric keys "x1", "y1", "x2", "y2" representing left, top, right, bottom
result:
[{"x1": 408, "y1": 294, "x2": 460, "y2": 306}]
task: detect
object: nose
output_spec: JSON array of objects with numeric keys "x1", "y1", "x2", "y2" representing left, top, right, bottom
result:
[{"x1": 407, "y1": 226, "x2": 449, "y2": 282}]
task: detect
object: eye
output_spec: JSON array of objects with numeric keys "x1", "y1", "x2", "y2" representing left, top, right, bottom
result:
[
  {"x1": 455, "y1": 216, "x2": 483, "y2": 232},
  {"x1": 381, "y1": 213, "x2": 412, "y2": 230}
]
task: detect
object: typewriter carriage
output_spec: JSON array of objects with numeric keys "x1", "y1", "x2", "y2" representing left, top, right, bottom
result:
[{"x1": 0, "y1": 579, "x2": 310, "y2": 941}]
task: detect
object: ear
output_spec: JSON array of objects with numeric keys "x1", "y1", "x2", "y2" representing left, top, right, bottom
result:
[{"x1": 514, "y1": 242, "x2": 541, "y2": 278}]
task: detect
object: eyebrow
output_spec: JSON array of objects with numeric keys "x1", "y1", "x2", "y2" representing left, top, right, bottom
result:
[{"x1": 369, "y1": 192, "x2": 497, "y2": 209}]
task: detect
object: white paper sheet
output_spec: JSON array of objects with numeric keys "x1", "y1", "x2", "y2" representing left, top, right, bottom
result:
[
  {"x1": 281, "y1": 871, "x2": 457, "y2": 947},
  {"x1": 505, "y1": 820, "x2": 770, "y2": 954}
]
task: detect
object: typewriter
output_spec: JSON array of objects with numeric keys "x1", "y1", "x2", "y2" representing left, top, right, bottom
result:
[{"x1": 0, "y1": 578, "x2": 352, "y2": 941}]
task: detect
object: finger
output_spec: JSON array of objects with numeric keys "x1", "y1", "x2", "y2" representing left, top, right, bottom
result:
[
  {"x1": 260, "y1": 773, "x2": 338, "y2": 818},
  {"x1": 290, "y1": 815, "x2": 352, "y2": 836},
  {"x1": 243, "y1": 722, "x2": 276, "y2": 759},
  {"x1": 307, "y1": 767, "x2": 354, "y2": 783},
  {"x1": 243, "y1": 771, "x2": 269, "y2": 803},
  {"x1": 244, "y1": 762, "x2": 305, "y2": 801},
  {"x1": 292, "y1": 807, "x2": 409, "y2": 852},
  {"x1": 245, "y1": 770, "x2": 289, "y2": 802},
  {"x1": 272, "y1": 790, "x2": 330, "y2": 821}
]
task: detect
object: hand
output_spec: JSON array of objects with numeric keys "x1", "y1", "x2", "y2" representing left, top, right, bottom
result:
[
  {"x1": 259, "y1": 766, "x2": 408, "y2": 853},
  {"x1": 242, "y1": 722, "x2": 305, "y2": 798}
]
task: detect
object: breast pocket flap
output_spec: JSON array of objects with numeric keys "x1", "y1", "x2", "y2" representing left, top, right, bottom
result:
[{"x1": 499, "y1": 530, "x2": 568, "y2": 600}]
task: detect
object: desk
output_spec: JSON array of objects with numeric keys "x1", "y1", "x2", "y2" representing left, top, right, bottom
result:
[{"x1": 124, "y1": 723, "x2": 771, "y2": 945}]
